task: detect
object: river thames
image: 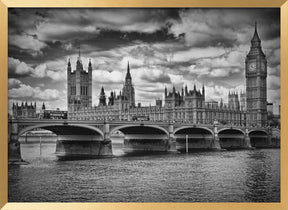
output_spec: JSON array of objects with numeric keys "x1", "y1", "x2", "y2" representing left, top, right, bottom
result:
[{"x1": 8, "y1": 138, "x2": 280, "y2": 202}]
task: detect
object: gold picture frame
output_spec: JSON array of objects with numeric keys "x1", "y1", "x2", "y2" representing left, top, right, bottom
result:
[{"x1": 0, "y1": 0, "x2": 287, "y2": 209}]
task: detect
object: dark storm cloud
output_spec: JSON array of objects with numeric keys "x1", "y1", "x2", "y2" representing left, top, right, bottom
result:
[
  {"x1": 8, "y1": 8, "x2": 179, "y2": 64},
  {"x1": 169, "y1": 8, "x2": 280, "y2": 48},
  {"x1": 8, "y1": 8, "x2": 180, "y2": 39},
  {"x1": 8, "y1": 8, "x2": 280, "y2": 109}
]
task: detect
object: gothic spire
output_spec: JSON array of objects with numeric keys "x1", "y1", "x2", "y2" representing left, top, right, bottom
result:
[
  {"x1": 78, "y1": 44, "x2": 81, "y2": 60},
  {"x1": 88, "y1": 58, "x2": 92, "y2": 72},
  {"x1": 251, "y1": 21, "x2": 261, "y2": 43},
  {"x1": 247, "y1": 21, "x2": 265, "y2": 57},
  {"x1": 202, "y1": 84, "x2": 205, "y2": 97},
  {"x1": 165, "y1": 86, "x2": 167, "y2": 97},
  {"x1": 67, "y1": 58, "x2": 71, "y2": 72},
  {"x1": 101, "y1": 86, "x2": 105, "y2": 95},
  {"x1": 126, "y1": 61, "x2": 131, "y2": 80}
]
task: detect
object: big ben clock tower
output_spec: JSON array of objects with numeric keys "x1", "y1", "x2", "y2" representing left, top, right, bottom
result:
[{"x1": 245, "y1": 22, "x2": 268, "y2": 127}]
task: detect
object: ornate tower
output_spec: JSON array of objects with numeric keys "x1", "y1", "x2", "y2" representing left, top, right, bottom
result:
[
  {"x1": 240, "y1": 91, "x2": 246, "y2": 110},
  {"x1": 245, "y1": 22, "x2": 267, "y2": 127},
  {"x1": 67, "y1": 48, "x2": 92, "y2": 112},
  {"x1": 99, "y1": 86, "x2": 106, "y2": 106},
  {"x1": 122, "y1": 61, "x2": 135, "y2": 108},
  {"x1": 228, "y1": 91, "x2": 240, "y2": 110}
]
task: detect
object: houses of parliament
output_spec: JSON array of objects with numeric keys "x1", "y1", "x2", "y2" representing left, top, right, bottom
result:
[{"x1": 67, "y1": 24, "x2": 268, "y2": 127}]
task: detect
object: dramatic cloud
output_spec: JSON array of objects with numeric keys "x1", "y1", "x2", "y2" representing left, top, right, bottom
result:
[
  {"x1": 8, "y1": 57, "x2": 33, "y2": 76},
  {"x1": 8, "y1": 57, "x2": 66, "y2": 81},
  {"x1": 8, "y1": 78, "x2": 22, "y2": 89},
  {"x1": 138, "y1": 68, "x2": 171, "y2": 84},
  {"x1": 8, "y1": 8, "x2": 280, "y2": 112},
  {"x1": 9, "y1": 83, "x2": 61, "y2": 101},
  {"x1": 169, "y1": 9, "x2": 280, "y2": 47},
  {"x1": 9, "y1": 34, "x2": 47, "y2": 56},
  {"x1": 92, "y1": 70, "x2": 124, "y2": 84}
]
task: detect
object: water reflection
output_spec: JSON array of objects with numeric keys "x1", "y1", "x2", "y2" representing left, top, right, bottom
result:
[
  {"x1": 244, "y1": 150, "x2": 280, "y2": 202},
  {"x1": 8, "y1": 141, "x2": 280, "y2": 202}
]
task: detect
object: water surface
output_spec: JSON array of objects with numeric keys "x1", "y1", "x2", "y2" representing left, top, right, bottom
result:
[{"x1": 8, "y1": 140, "x2": 280, "y2": 202}]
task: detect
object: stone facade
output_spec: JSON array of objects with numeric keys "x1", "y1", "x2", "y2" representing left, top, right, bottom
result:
[
  {"x1": 68, "y1": 25, "x2": 268, "y2": 128},
  {"x1": 245, "y1": 22, "x2": 268, "y2": 127},
  {"x1": 12, "y1": 102, "x2": 37, "y2": 118},
  {"x1": 67, "y1": 51, "x2": 92, "y2": 111}
]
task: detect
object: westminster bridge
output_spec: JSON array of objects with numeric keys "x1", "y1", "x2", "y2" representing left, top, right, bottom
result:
[{"x1": 8, "y1": 118, "x2": 280, "y2": 162}]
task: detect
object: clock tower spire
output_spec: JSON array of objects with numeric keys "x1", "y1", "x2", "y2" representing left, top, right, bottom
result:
[{"x1": 245, "y1": 22, "x2": 267, "y2": 127}]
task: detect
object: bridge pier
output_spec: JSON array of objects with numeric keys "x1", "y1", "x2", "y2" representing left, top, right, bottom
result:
[
  {"x1": 266, "y1": 127, "x2": 275, "y2": 147},
  {"x1": 102, "y1": 123, "x2": 113, "y2": 156},
  {"x1": 211, "y1": 124, "x2": 221, "y2": 150},
  {"x1": 244, "y1": 128, "x2": 252, "y2": 148},
  {"x1": 55, "y1": 136, "x2": 112, "y2": 159},
  {"x1": 8, "y1": 120, "x2": 25, "y2": 164},
  {"x1": 168, "y1": 124, "x2": 176, "y2": 152},
  {"x1": 55, "y1": 123, "x2": 112, "y2": 159}
]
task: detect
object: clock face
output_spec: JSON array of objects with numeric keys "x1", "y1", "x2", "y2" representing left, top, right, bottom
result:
[{"x1": 248, "y1": 62, "x2": 256, "y2": 72}]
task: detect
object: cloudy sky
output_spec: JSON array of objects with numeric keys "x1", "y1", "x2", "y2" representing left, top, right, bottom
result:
[{"x1": 8, "y1": 8, "x2": 280, "y2": 114}]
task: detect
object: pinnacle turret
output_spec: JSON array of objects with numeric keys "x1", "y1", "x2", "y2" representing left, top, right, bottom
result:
[{"x1": 99, "y1": 86, "x2": 106, "y2": 106}]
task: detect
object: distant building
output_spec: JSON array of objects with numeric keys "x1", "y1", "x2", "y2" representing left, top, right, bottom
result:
[{"x1": 12, "y1": 101, "x2": 37, "y2": 118}]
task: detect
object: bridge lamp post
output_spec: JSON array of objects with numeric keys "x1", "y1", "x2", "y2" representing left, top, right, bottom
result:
[
  {"x1": 186, "y1": 135, "x2": 189, "y2": 153},
  {"x1": 39, "y1": 136, "x2": 42, "y2": 157}
]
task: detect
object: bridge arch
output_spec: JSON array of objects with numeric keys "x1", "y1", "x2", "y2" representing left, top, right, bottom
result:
[
  {"x1": 218, "y1": 128, "x2": 245, "y2": 135},
  {"x1": 110, "y1": 124, "x2": 170, "y2": 153},
  {"x1": 110, "y1": 124, "x2": 169, "y2": 136},
  {"x1": 174, "y1": 126, "x2": 214, "y2": 136},
  {"x1": 218, "y1": 128, "x2": 245, "y2": 149},
  {"x1": 19, "y1": 124, "x2": 104, "y2": 138},
  {"x1": 173, "y1": 126, "x2": 214, "y2": 152},
  {"x1": 249, "y1": 129, "x2": 268, "y2": 135},
  {"x1": 16, "y1": 123, "x2": 110, "y2": 159},
  {"x1": 249, "y1": 130, "x2": 268, "y2": 148}
]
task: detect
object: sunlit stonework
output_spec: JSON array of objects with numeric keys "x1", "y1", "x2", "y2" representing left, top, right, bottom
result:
[{"x1": 68, "y1": 24, "x2": 267, "y2": 128}]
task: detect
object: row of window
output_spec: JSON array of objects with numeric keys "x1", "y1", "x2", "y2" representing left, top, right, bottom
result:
[{"x1": 70, "y1": 86, "x2": 89, "y2": 95}]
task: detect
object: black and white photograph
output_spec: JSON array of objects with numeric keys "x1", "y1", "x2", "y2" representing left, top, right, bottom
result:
[{"x1": 8, "y1": 8, "x2": 280, "y2": 202}]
